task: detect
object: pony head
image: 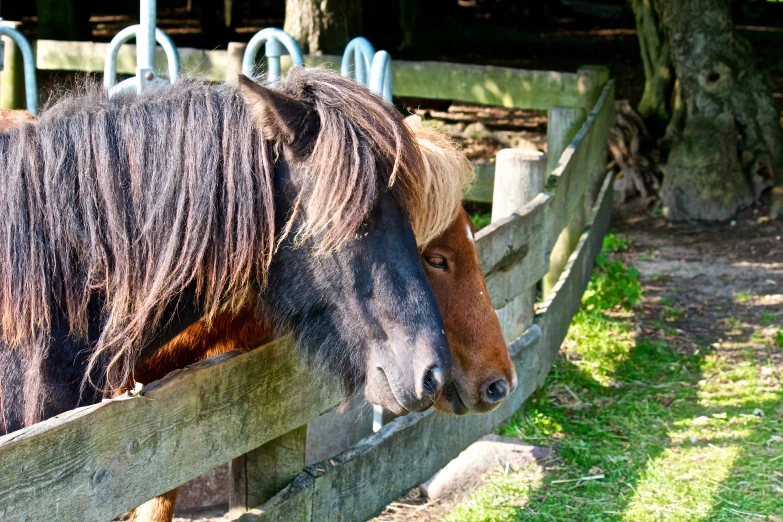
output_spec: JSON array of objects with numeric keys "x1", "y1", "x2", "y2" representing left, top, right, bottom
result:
[{"x1": 237, "y1": 70, "x2": 461, "y2": 414}]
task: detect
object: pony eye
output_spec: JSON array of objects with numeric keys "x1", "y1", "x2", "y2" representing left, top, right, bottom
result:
[{"x1": 425, "y1": 255, "x2": 448, "y2": 271}]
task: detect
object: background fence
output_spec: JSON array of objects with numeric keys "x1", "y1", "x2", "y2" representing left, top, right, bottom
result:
[{"x1": 0, "y1": 39, "x2": 614, "y2": 522}]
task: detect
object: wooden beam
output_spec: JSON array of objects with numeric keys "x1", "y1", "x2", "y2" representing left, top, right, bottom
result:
[
  {"x1": 391, "y1": 61, "x2": 585, "y2": 110},
  {"x1": 463, "y1": 162, "x2": 494, "y2": 203},
  {"x1": 34, "y1": 40, "x2": 589, "y2": 110},
  {"x1": 0, "y1": 340, "x2": 342, "y2": 522},
  {"x1": 545, "y1": 81, "x2": 615, "y2": 251},
  {"x1": 230, "y1": 426, "x2": 308, "y2": 516},
  {"x1": 490, "y1": 149, "x2": 547, "y2": 341},
  {"x1": 35, "y1": 40, "x2": 230, "y2": 83},
  {"x1": 543, "y1": 106, "x2": 588, "y2": 296},
  {"x1": 235, "y1": 171, "x2": 614, "y2": 522},
  {"x1": 476, "y1": 193, "x2": 551, "y2": 310}
]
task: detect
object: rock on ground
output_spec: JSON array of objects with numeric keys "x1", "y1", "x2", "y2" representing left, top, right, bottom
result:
[{"x1": 421, "y1": 435, "x2": 549, "y2": 503}]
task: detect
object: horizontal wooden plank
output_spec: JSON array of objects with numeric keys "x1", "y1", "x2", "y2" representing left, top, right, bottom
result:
[
  {"x1": 463, "y1": 162, "x2": 494, "y2": 203},
  {"x1": 390, "y1": 61, "x2": 584, "y2": 110},
  {"x1": 35, "y1": 40, "x2": 230, "y2": 82},
  {"x1": 300, "y1": 57, "x2": 588, "y2": 109},
  {"x1": 35, "y1": 40, "x2": 586, "y2": 110},
  {"x1": 545, "y1": 81, "x2": 615, "y2": 249},
  {"x1": 476, "y1": 192, "x2": 551, "y2": 309},
  {"x1": 236, "y1": 170, "x2": 615, "y2": 522},
  {"x1": 0, "y1": 339, "x2": 343, "y2": 522},
  {"x1": 236, "y1": 326, "x2": 542, "y2": 522}
]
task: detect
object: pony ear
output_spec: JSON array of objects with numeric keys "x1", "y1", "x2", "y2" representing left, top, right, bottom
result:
[{"x1": 238, "y1": 74, "x2": 310, "y2": 145}]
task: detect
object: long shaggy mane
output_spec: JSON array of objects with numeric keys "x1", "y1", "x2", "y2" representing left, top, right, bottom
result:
[{"x1": 0, "y1": 67, "x2": 469, "y2": 425}]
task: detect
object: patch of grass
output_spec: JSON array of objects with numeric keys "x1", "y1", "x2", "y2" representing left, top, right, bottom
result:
[
  {"x1": 735, "y1": 290, "x2": 754, "y2": 303},
  {"x1": 651, "y1": 205, "x2": 664, "y2": 218},
  {"x1": 446, "y1": 242, "x2": 783, "y2": 522},
  {"x1": 602, "y1": 232, "x2": 631, "y2": 253},
  {"x1": 581, "y1": 251, "x2": 641, "y2": 314},
  {"x1": 776, "y1": 330, "x2": 783, "y2": 348},
  {"x1": 469, "y1": 211, "x2": 492, "y2": 231},
  {"x1": 761, "y1": 311, "x2": 780, "y2": 326}
]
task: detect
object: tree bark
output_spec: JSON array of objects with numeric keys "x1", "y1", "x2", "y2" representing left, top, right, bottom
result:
[
  {"x1": 629, "y1": 0, "x2": 674, "y2": 136},
  {"x1": 657, "y1": 0, "x2": 783, "y2": 220},
  {"x1": 284, "y1": 0, "x2": 363, "y2": 55}
]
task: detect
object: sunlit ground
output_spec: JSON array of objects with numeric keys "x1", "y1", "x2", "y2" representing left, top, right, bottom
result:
[{"x1": 445, "y1": 235, "x2": 783, "y2": 522}]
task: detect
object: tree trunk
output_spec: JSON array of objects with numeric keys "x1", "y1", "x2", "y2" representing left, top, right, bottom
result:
[
  {"x1": 284, "y1": 0, "x2": 363, "y2": 55},
  {"x1": 657, "y1": 0, "x2": 783, "y2": 220},
  {"x1": 629, "y1": 0, "x2": 674, "y2": 136}
]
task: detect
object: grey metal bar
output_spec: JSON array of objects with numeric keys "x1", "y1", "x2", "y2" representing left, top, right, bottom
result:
[
  {"x1": 0, "y1": 25, "x2": 38, "y2": 114},
  {"x1": 341, "y1": 37, "x2": 375, "y2": 86},
  {"x1": 241, "y1": 28, "x2": 304, "y2": 82},
  {"x1": 103, "y1": 24, "x2": 181, "y2": 94},
  {"x1": 370, "y1": 50, "x2": 392, "y2": 102},
  {"x1": 103, "y1": 0, "x2": 180, "y2": 94}
]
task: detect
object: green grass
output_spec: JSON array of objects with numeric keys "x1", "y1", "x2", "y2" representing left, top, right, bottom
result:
[
  {"x1": 445, "y1": 239, "x2": 783, "y2": 522},
  {"x1": 761, "y1": 311, "x2": 780, "y2": 326},
  {"x1": 471, "y1": 211, "x2": 492, "y2": 231},
  {"x1": 735, "y1": 290, "x2": 754, "y2": 304},
  {"x1": 602, "y1": 232, "x2": 632, "y2": 253}
]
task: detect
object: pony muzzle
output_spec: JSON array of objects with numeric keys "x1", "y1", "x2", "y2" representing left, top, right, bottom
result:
[{"x1": 364, "y1": 338, "x2": 452, "y2": 415}]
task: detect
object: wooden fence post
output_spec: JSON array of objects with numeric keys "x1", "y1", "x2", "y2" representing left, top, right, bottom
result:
[
  {"x1": 542, "y1": 106, "x2": 587, "y2": 296},
  {"x1": 578, "y1": 65, "x2": 610, "y2": 110},
  {"x1": 0, "y1": 21, "x2": 26, "y2": 111},
  {"x1": 226, "y1": 42, "x2": 246, "y2": 81},
  {"x1": 228, "y1": 424, "x2": 307, "y2": 516},
  {"x1": 491, "y1": 149, "x2": 547, "y2": 342}
]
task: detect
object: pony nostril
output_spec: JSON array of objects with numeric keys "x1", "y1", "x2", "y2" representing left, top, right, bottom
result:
[
  {"x1": 483, "y1": 379, "x2": 509, "y2": 404},
  {"x1": 422, "y1": 365, "x2": 447, "y2": 399}
]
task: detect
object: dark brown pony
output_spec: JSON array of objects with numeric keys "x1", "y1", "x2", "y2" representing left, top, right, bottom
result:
[
  {"x1": 0, "y1": 106, "x2": 516, "y2": 521},
  {"x1": 134, "y1": 117, "x2": 516, "y2": 416},
  {"x1": 125, "y1": 121, "x2": 516, "y2": 522},
  {"x1": 133, "y1": 209, "x2": 515, "y2": 413},
  {"x1": 0, "y1": 68, "x2": 469, "y2": 434}
]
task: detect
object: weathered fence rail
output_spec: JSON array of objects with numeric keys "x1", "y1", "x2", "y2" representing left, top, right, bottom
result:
[
  {"x1": 0, "y1": 38, "x2": 614, "y2": 521},
  {"x1": 29, "y1": 40, "x2": 602, "y2": 111}
]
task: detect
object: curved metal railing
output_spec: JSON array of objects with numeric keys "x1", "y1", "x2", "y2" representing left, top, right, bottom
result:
[
  {"x1": 241, "y1": 28, "x2": 304, "y2": 82},
  {"x1": 0, "y1": 24, "x2": 38, "y2": 114},
  {"x1": 103, "y1": 0, "x2": 181, "y2": 95}
]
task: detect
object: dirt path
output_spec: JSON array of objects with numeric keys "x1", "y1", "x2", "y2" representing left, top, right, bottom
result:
[{"x1": 613, "y1": 199, "x2": 783, "y2": 366}]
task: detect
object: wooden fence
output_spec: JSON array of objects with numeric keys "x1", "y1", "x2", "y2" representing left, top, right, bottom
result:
[{"x1": 0, "y1": 39, "x2": 615, "y2": 522}]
